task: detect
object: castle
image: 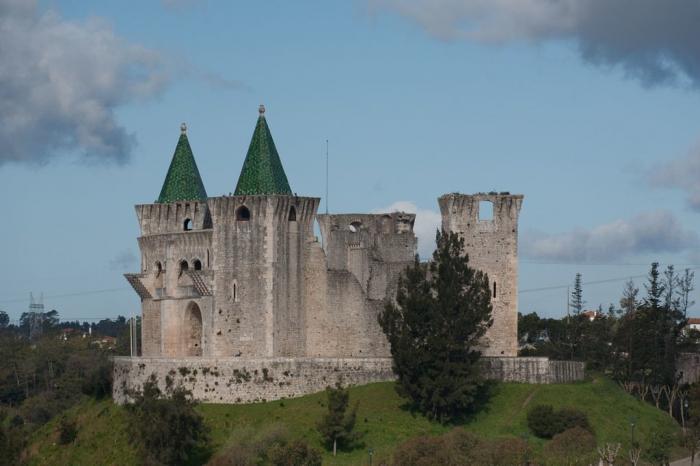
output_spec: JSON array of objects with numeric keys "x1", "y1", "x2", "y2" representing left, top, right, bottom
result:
[{"x1": 113, "y1": 106, "x2": 582, "y2": 404}]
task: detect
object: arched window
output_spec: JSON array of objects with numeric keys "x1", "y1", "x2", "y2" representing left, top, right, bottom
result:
[
  {"x1": 288, "y1": 206, "x2": 297, "y2": 221},
  {"x1": 183, "y1": 218, "x2": 193, "y2": 231},
  {"x1": 493, "y1": 281, "x2": 497, "y2": 299},
  {"x1": 193, "y1": 259, "x2": 202, "y2": 271},
  {"x1": 236, "y1": 206, "x2": 250, "y2": 221},
  {"x1": 179, "y1": 260, "x2": 189, "y2": 276},
  {"x1": 155, "y1": 261, "x2": 163, "y2": 277},
  {"x1": 348, "y1": 221, "x2": 362, "y2": 233}
]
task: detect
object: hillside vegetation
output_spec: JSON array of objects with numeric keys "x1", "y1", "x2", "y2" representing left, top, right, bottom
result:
[{"x1": 26, "y1": 377, "x2": 680, "y2": 465}]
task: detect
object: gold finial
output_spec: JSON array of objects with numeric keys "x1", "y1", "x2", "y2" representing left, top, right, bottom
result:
[
  {"x1": 180, "y1": 122, "x2": 187, "y2": 134},
  {"x1": 259, "y1": 104, "x2": 265, "y2": 116}
]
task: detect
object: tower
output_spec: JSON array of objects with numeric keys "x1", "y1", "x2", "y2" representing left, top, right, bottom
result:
[
  {"x1": 126, "y1": 122, "x2": 213, "y2": 358},
  {"x1": 438, "y1": 192, "x2": 523, "y2": 357},
  {"x1": 209, "y1": 104, "x2": 319, "y2": 358}
]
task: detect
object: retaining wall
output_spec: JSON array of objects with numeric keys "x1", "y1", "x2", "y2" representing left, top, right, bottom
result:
[{"x1": 113, "y1": 356, "x2": 584, "y2": 404}]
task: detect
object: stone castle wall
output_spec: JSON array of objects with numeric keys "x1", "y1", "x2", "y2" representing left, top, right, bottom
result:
[
  {"x1": 113, "y1": 356, "x2": 584, "y2": 404},
  {"x1": 439, "y1": 193, "x2": 523, "y2": 357},
  {"x1": 113, "y1": 356, "x2": 395, "y2": 404}
]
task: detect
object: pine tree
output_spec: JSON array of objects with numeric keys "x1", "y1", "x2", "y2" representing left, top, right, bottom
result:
[
  {"x1": 378, "y1": 230, "x2": 493, "y2": 423},
  {"x1": 317, "y1": 383, "x2": 359, "y2": 456},
  {"x1": 570, "y1": 273, "x2": 584, "y2": 315}
]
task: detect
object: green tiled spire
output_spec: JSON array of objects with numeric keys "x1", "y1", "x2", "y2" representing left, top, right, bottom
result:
[
  {"x1": 234, "y1": 105, "x2": 292, "y2": 196},
  {"x1": 157, "y1": 123, "x2": 208, "y2": 203}
]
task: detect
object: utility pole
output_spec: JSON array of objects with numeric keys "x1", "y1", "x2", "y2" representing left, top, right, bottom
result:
[{"x1": 325, "y1": 139, "x2": 329, "y2": 215}]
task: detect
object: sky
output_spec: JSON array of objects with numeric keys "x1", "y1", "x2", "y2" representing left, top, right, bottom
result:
[{"x1": 2, "y1": 0, "x2": 700, "y2": 321}]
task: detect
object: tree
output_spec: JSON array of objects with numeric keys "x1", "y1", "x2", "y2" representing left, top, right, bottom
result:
[
  {"x1": 317, "y1": 383, "x2": 359, "y2": 456},
  {"x1": 379, "y1": 230, "x2": 493, "y2": 423},
  {"x1": 125, "y1": 375, "x2": 209, "y2": 466},
  {"x1": 565, "y1": 273, "x2": 586, "y2": 360},
  {"x1": 571, "y1": 273, "x2": 585, "y2": 315},
  {"x1": 620, "y1": 280, "x2": 639, "y2": 316},
  {"x1": 613, "y1": 263, "x2": 686, "y2": 389},
  {"x1": 0, "y1": 311, "x2": 8, "y2": 329},
  {"x1": 678, "y1": 268, "x2": 696, "y2": 318}
]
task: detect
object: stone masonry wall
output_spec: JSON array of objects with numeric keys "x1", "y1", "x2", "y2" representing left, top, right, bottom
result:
[
  {"x1": 481, "y1": 357, "x2": 585, "y2": 384},
  {"x1": 113, "y1": 356, "x2": 584, "y2": 404},
  {"x1": 439, "y1": 193, "x2": 524, "y2": 357},
  {"x1": 113, "y1": 357, "x2": 395, "y2": 404}
]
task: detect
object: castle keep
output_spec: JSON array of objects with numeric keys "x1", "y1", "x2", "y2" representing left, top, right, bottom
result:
[{"x1": 114, "y1": 107, "x2": 582, "y2": 404}]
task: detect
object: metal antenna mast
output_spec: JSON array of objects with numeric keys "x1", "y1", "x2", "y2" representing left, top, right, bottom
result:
[{"x1": 28, "y1": 292, "x2": 44, "y2": 341}]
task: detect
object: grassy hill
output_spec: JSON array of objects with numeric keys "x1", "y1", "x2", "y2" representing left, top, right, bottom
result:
[{"x1": 26, "y1": 377, "x2": 681, "y2": 465}]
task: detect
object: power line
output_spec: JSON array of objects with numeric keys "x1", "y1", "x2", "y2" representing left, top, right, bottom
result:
[
  {"x1": 0, "y1": 287, "x2": 131, "y2": 304},
  {"x1": 520, "y1": 266, "x2": 700, "y2": 294}
]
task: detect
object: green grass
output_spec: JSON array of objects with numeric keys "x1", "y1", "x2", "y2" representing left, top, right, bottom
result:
[{"x1": 26, "y1": 377, "x2": 681, "y2": 465}]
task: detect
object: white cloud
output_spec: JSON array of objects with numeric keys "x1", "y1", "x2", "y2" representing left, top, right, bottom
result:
[
  {"x1": 521, "y1": 210, "x2": 699, "y2": 263},
  {"x1": 368, "y1": 0, "x2": 700, "y2": 88},
  {"x1": 373, "y1": 201, "x2": 441, "y2": 259},
  {"x1": 0, "y1": 0, "x2": 168, "y2": 164}
]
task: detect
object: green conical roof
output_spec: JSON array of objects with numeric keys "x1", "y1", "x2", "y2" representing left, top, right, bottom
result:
[
  {"x1": 157, "y1": 124, "x2": 208, "y2": 203},
  {"x1": 234, "y1": 106, "x2": 292, "y2": 196}
]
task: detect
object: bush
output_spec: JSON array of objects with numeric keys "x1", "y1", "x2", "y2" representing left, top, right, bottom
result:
[
  {"x1": 473, "y1": 437, "x2": 529, "y2": 466},
  {"x1": 268, "y1": 439, "x2": 322, "y2": 466},
  {"x1": 81, "y1": 359, "x2": 113, "y2": 399},
  {"x1": 526, "y1": 404, "x2": 591, "y2": 439},
  {"x1": 58, "y1": 417, "x2": 78, "y2": 445},
  {"x1": 392, "y1": 435, "x2": 452, "y2": 466},
  {"x1": 393, "y1": 429, "x2": 530, "y2": 466},
  {"x1": 542, "y1": 427, "x2": 597, "y2": 466},
  {"x1": 0, "y1": 411, "x2": 25, "y2": 466},
  {"x1": 208, "y1": 423, "x2": 322, "y2": 466},
  {"x1": 125, "y1": 375, "x2": 209, "y2": 466}
]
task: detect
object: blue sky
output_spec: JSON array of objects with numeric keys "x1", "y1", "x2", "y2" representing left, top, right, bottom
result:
[{"x1": 2, "y1": 0, "x2": 700, "y2": 321}]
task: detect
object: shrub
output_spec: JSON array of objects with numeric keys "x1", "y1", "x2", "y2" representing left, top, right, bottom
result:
[
  {"x1": 392, "y1": 435, "x2": 452, "y2": 466},
  {"x1": 0, "y1": 411, "x2": 25, "y2": 466},
  {"x1": 125, "y1": 375, "x2": 209, "y2": 466},
  {"x1": 81, "y1": 359, "x2": 113, "y2": 399},
  {"x1": 542, "y1": 427, "x2": 597, "y2": 466},
  {"x1": 268, "y1": 439, "x2": 322, "y2": 466},
  {"x1": 526, "y1": 404, "x2": 591, "y2": 439},
  {"x1": 474, "y1": 437, "x2": 529, "y2": 466},
  {"x1": 393, "y1": 429, "x2": 530, "y2": 466},
  {"x1": 58, "y1": 417, "x2": 78, "y2": 445},
  {"x1": 209, "y1": 424, "x2": 321, "y2": 466},
  {"x1": 646, "y1": 430, "x2": 674, "y2": 465}
]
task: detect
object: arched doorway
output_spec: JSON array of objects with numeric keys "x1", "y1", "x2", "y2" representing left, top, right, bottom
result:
[{"x1": 184, "y1": 302, "x2": 203, "y2": 356}]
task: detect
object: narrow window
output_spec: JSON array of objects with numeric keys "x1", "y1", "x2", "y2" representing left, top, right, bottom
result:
[
  {"x1": 233, "y1": 281, "x2": 238, "y2": 302},
  {"x1": 493, "y1": 281, "x2": 497, "y2": 299},
  {"x1": 236, "y1": 206, "x2": 250, "y2": 221},
  {"x1": 184, "y1": 218, "x2": 193, "y2": 231},
  {"x1": 478, "y1": 201, "x2": 494, "y2": 221},
  {"x1": 155, "y1": 261, "x2": 163, "y2": 277},
  {"x1": 193, "y1": 259, "x2": 202, "y2": 271},
  {"x1": 288, "y1": 206, "x2": 297, "y2": 221},
  {"x1": 179, "y1": 260, "x2": 189, "y2": 275}
]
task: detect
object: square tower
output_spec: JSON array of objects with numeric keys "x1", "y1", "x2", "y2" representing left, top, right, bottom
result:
[{"x1": 438, "y1": 193, "x2": 523, "y2": 357}]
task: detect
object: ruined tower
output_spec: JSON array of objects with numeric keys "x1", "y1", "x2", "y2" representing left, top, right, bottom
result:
[{"x1": 438, "y1": 192, "x2": 523, "y2": 357}]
